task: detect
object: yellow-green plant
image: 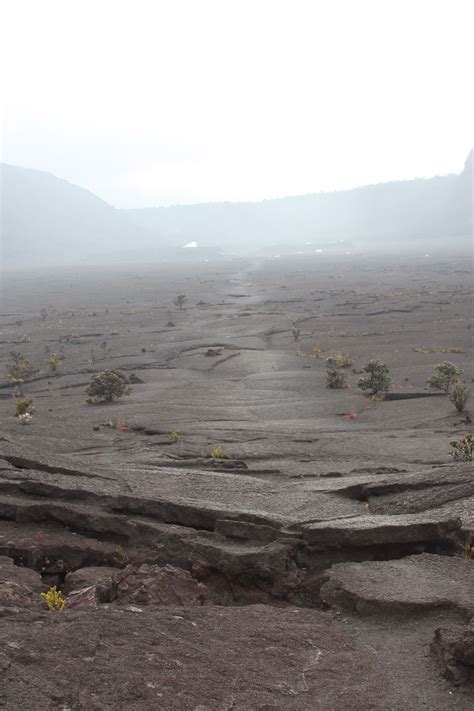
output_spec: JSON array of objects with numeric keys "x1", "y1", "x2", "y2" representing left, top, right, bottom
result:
[
  {"x1": 209, "y1": 446, "x2": 230, "y2": 459},
  {"x1": 449, "y1": 382, "x2": 470, "y2": 412},
  {"x1": 41, "y1": 585, "x2": 66, "y2": 611},
  {"x1": 48, "y1": 353, "x2": 61, "y2": 372},
  {"x1": 327, "y1": 352, "x2": 354, "y2": 368},
  {"x1": 170, "y1": 429, "x2": 182, "y2": 444}
]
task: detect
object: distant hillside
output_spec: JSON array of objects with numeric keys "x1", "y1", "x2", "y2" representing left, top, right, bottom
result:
[
  {"x1": 1, "y1": 152, "x2": 471, "y2": 267},
  {"x1": 0, "y1": 163, "x2": 158, "y2": 267},
  {"x1": 128, "y1": 151, "x2": 473, "y2": 254}
]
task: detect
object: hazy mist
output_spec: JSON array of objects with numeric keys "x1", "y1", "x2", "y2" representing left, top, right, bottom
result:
[{"x1": 0, "y1": 0, "x2": 473, "y2": 266}]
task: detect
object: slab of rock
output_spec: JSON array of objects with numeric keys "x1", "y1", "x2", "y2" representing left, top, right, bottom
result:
[
  {"x1": 301, "y1": 513, "x2": 461, "y2": 547},
  {"x1": 115, "y1": 564, "x2": 208, "y2": 606},
  {"x1": 0, "y1": 556, "x2": 43, "y2": 608},
  {"x1": 320, "y1": 554, "x2": 474, "y2": 617},
  {"x1": 432, "y1": 623, "x2": 474, "y2": 685},
  {"x1": 0, "y1": 605, "x2": 387, "y2": 710}
]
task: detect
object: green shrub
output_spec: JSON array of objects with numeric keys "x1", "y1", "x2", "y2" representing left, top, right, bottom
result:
[
  {"x1": 357, "y1": 360, "x2": 390, "y2": 395},
  {"x1": 449, "y1": 432, "x2": 473, "y2": 462},
  {"x1": 207, "y1": 446, "x2": 229, "y2": 459},
  {"x1": 449, "y1": 382, "x2": 470, "y2": 412},
  {"x1": 6, "y1": 352, "x2": 40, "y2": 395},
  {"x1": 325, "y1": 358, "x2": 348, "y2": 389},
  {"x1": 426, "y1": 361, "x2": 462, "y2": 393},
  {"x1": 85, "y1": 369, "x2": 131, "y2": 403},
  {"x1": 13, "y1": 397, "x2": 35, "y2": 417}
]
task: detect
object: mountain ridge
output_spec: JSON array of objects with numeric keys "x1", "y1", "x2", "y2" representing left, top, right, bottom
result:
[{"x1": 1, "y1": 152, "x2": 472, "y2": 267}]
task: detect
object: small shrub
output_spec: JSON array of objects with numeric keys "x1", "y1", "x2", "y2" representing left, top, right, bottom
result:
[
  {"x1": 328, "y1": 352, "x2": 353, "y2": 368},
  {"x1": 449, "y1": 432, "x2": 473, "y2": 462},
  {"x1": 357, "y1": 360, "x2": 391, "y2": 395},
  {"x1": 291, "y1": 320, "x2": 301, "y2": 342},
  {"x1": 13, "y1": 397, "x2": 35, "y2": 417},
  {"x1": 41, "y1": 585, "x2": 65, "y2": 611},
  {"x1": 85, "y1": 369, "x2": 131, "y2": 403},
  {"x1": 47, "y1": 354, "x2": 61, "y2": 372},
  {"x1": 170, "y1": 429, "x2": 182, "y2": 444},
  {"x1": 208, "y1": 446, "x2": 229, "y2": 459},
  {"x1": 426, "y1": 361, "x2": 463, "y2": 393},
  {"x1": 449, "y1": 382, "x2": 470, "y2": 412},
  {"x1": 173, "y1": 294, "x2": 187, "y2": 310},
  {"x1": 326, "y1": 366, "x2": 348, "y2": 389},
  {"x1": 6, "y1": 351, "x2": 40, "y2": 395}
]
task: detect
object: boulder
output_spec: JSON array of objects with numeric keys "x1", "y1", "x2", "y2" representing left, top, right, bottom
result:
[
  {"x1": 115, "y1": 564, "x2": 207, "y2": 606},
  {"x1": 63, "y1": 565, "x2": 120, "y2": 602},
  {"x1": 432, "y1": 623, "x2": 474, "y2": 684},
  {"x1": 0, "y1": 556, "x2": 43, "y2": 608}
]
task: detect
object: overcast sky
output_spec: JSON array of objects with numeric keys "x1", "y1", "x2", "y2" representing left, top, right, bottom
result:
[{"x1": 1, "y1": 0, "x2": 472, "y2": 208}]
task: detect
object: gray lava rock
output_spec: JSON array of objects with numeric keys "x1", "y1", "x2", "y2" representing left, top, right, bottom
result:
[
  {"x1": 115, "y1": 564, "x2": 208, "y2": 606},
  {"x1": 432, "y1": 623, "x2": 474, "y2": 684},
  {"x1": 320, "y1": 554, "x2": 474, "y2": 618},
  {"x1": 0, "y1": 556, "x2": 43, "y2": 608},
  {"x1": 63, "y1": 565, "x2": 121, "y2": 601},
  {"x1": 302, "y1": 513, "x2": 461, "y2": 547}
]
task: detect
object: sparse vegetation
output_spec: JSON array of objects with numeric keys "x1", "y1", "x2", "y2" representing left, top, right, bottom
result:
[
  {"x1": 328, "y1": 352, "x2": 354, "y2": 368},
  {"x1": 85, "y1": 369, "x2": 131, "y2": 403},
  {"x1": 13, "y1": 397, "x2": 35, "y2": 418},
  {"x1": 449, "y1": 432, "x2": 473, "y2": 462},
  {"x1": 208, "y1": 446, "x2": 229, "y2": 459},
  {"x1": 357, "y1": 360, "x2": 391, "y2": 395},
  {"x1": 426, "y1": 361, "x2": 463, "y2": 393},
  {"x1": 173, "y1": 294, "x2": 187, "y2": 310},
  {"x1": 41, "y1": 585, "x2": 66, "y2": 611},
  {"x1": 47, "y1": 354, "x2": 61, "y2": 372},
  {"x1": 291, "y1": 320, "x2": 301, "y2": 342},
  {"x1": 170, "y1": 429, "x2": 182, "y2": 444},
  {"x1": 6, "y1": 352, "x2": 40, "y2": 395},
  {"x1": 325, "y1": 362, "x2": 349, "y2": 389},
  {"x1": 449, "y1": 382, "x2": 470, "y2": 412},
  {"x1": 413, "y1": 346, "x2": 465, "y2": 354}
]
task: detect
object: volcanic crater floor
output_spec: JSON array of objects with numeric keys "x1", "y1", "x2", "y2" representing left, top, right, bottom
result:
[{"x1": 0, "y1": 253, "x2": 473, "y2": 709}]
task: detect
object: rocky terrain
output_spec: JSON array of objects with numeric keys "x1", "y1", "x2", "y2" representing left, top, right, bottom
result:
[{"x1": 0, "y1": 252, "x2": 472, "y2": 709}]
